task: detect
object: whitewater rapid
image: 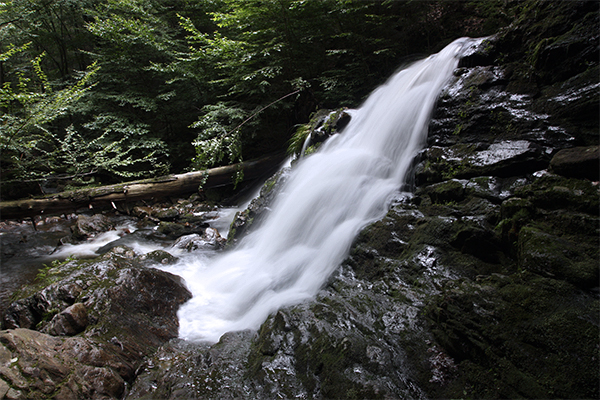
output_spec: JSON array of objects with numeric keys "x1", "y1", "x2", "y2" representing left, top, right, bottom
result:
[{"x1": 174, "y1": 37, "x2": 479, "y2": 343}]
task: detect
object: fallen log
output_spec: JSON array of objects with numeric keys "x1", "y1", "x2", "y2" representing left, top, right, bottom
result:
[{"x1": 0, "y1": 154, "x2": 286, "y2": 220}]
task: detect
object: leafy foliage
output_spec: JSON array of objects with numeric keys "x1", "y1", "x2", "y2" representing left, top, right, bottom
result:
[
  {"x1": 0, "y1": 0, "x2": 174, "y2": 196},
  {"x1": 0, "y1": 0, "x2": 513, "y2": 199},
  {"x1": 190, "y1": 102, "x2": 245, "y2": 185},
  {"x1": 0, "y1": 48, "x2": 100, "y2": 182}
]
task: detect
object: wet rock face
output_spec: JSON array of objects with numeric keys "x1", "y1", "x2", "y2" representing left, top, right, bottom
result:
[
  {"x1": 407, "y1": 3, "x2": 599, "y2": 397},
  {"x1": 227, "y1": 167, "x2": 291, "y2": 246},
  {"x1": 420, "y1": 4, "x2": 599, "y2": 187},
  {"x1": 129, "y1": 252, "x2": 439, "y2": 400},
  {"x1": 43, "y1": 302, "x2": 88, "y2": 336},
  {"x1": 128, "y1": 332, "x2": 256, "y2": 400},
  {"x1": 125, "y1": 3, "x2": 600, "y2": 399},
  {"x1": 550, "y1": 145, "x2": 600, "y2": 180},
  {"x1": 0, "y1": 247, "x2": 191, "y2": 399},
  {"x1": 0, "y1": 328, "x2": 133, "y2": 400}
]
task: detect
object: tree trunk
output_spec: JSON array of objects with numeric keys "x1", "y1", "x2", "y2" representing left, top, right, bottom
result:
[{"x1": 0, "y1": 154, "x2": 286, "y2": 220}]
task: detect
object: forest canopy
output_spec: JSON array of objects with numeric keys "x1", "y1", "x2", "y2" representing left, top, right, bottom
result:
[{"x1": 0, "y1": 0, "x2": 510, "y2": 200}]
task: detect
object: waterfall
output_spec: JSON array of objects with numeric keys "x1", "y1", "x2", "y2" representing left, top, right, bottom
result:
[
  {"x1": 177, "y1": 37, "x2": 478, "y2": 343},
  {"x1": 299, "y1": 131, "x2": 312, "y2": 158}
]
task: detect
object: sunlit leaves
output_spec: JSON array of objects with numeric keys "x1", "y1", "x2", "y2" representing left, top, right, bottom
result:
[
  {"x1": 0, "y1": 42, "x2": 31, "y2": 62},
  {"x1": 0, "y1": 57, "x2": 100, "y2": 183},
  {"x1": 190, "y1": 102, "x2": 245, "y2": 169},
  {"x1": 59, "y1": 124, "x2": 169, "y2": 179},
  {"x1": 86, "y1": 0, "x2": 177, "y2": 54}
]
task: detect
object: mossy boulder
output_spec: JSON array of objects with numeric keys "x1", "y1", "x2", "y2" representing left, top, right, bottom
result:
[
  {"x1": 288, "y1": 108, "x2": 351, "y2": 158},
  {"x1": 72, "y1": 213, "x2": 114, "y2": 240},
  {"x1": 465, "y1": 176, "x2": 506, "y2": 202},
  {"x1": 156, "y1": 220, "x2": 199, "y2": 239},
  {"x1": 513, "y1": 174, "x2": 600, "y2": 214},
  {"x1": 417, "y1": 179, "x2": 468, "y2": 204},
  {"x1": 137, "y1": 249, "x2": 178, "y2": 265},
  {"x1": 425, "y1": 273, "x2": 599, "y2": 399},
  {"x1": 500, "y1": 197, "x2": 535, "y2": 220},
  {"x1": 0, "y1": 247, "x2": 191, "y2": 399},
  {"x1": 154, "y1": 207, "x2": 180, "y2": 220},
  {"x1": 518, "y1": 226, "x2": 598, "y2": 288}
]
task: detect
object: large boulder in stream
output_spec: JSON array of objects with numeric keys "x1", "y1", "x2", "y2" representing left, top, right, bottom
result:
[
  {"x1": 71, "y1": 214, "x2": 114, "y2": 240},
  {"x1": 0, "y1": 246, "x2": 190, "y2": 399}
]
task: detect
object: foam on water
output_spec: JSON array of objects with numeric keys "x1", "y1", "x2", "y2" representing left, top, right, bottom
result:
[{"x1": 51, "y1": 223, "x2": 139, "y2": 259}]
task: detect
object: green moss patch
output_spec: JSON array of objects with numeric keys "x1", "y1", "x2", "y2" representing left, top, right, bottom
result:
[{"x1": 425, "y1": 273, "x2": 599, "y2": 399}]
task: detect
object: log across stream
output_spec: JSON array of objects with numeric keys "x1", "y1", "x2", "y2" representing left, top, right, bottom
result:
[{"x1": 0, "y1": 154, "x2": 285, "y2": 220}]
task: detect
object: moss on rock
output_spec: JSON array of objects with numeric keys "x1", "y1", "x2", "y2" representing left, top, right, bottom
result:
[
  {"x1": 518, "y1": 226, "x2": 598, "y2": 287},
  {"x1": 425, "y1": 273, "x2": 599, "y2": 399}
]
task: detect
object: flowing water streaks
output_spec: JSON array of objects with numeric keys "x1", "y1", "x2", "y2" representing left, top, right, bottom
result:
[{"x1": 175, "y1": 37, "x2": 483, "y2": 343}]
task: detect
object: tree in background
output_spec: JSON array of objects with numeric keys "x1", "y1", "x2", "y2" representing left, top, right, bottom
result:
[
  {"x1": 0, "y1": 0, "x2": 510, "y2": 200},
  {"x1": 0, "y1": 0, "x2": 175, "y2": 198},
  {"x1": 82, "y1": 0, "x2": 213, "y2": 174},
  {"x1": 0, "y1": 45, "x2": 97, "y2": 185}
]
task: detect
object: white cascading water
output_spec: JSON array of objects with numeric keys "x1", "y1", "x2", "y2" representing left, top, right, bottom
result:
[{"x1": 176, "y1": 38, "x2": 477, "y2": 343}]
